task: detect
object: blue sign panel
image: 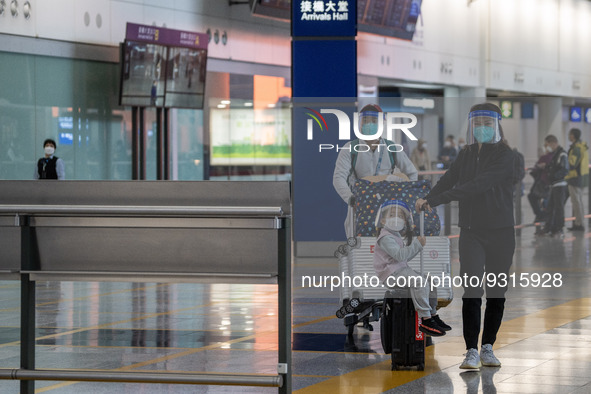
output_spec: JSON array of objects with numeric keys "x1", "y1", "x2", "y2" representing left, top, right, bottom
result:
[
  {"x1": 292, "y1": 0, "x2": 357, "y2": 37},
  {"x1": 571, "y1": 107, "x2": 582, "y2": 122},
  {"x1": 292, "y1": 40, "x2": 357, "y2": 97}
]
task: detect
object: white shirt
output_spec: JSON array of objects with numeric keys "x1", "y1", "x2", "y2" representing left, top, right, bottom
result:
[{"x1": 333, "y1": 139, "x2": 418, "y2": 203}]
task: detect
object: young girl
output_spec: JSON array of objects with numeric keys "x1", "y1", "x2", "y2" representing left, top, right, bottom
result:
[{"x1": 373, "y1": 200, "x2": 450, "y2": 337}]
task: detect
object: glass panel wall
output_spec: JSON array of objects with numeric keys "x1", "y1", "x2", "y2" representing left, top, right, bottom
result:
[{"x1": 0, "y1": 51, "x2": 290, "y2": 181}]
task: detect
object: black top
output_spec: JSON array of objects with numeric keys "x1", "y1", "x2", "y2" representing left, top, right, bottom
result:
[
  {"x1": 546, "y1": 146, "x2": 568, "y2": 185},
  {"x1": 426, "y1": 143, "x2": 515, "y2": 230},
  {"x1": 37, "y1": 156, "x2": 59, "y2": 179}
]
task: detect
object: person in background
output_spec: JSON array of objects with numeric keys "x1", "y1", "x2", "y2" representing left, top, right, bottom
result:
[
  {"x1": 438, "y1": 135, "x2": 457, "y2": 169},
  {"x1": 565, "y1": 128, "x2": 589, "y2": 231},
  {"x1": 415, "y1": 103, "x2": 515, "y2": 370},
  {"x1": 538, "y1": 134, "x2": 569, "y2": 237},
  {"x1": 529, "y1": 144, "x2": 554, "y2": 226},
  {"x1": 410, "y1": 138, "x2": 431, "y2": 181},
  {"x1": 512, "y1": 147, "x2": 526, "y2": 196},
  {"x1": 34, "y1": 139, "x2": 65, "y2": 180},
  {"x1": 457, "y1": 137, "x2": 466, "y2": 151}
]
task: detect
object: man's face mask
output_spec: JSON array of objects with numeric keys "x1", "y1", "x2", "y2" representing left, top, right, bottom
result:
[
  {"x1": 362, "y1": 122, "x2": 379, "y2": 136},
  {"x1": 44, "y1": 146, "x2": 55, "y2": 155}
]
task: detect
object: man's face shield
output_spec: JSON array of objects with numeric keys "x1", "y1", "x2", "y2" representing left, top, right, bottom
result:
[
  {"x1": 467, "y1": 110, "x2": 502, "y2": 145},
  {"x1": 359, "y1": 111, "x2": 380, "y2": 137}
]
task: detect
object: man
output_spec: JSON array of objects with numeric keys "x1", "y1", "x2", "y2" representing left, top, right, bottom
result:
[
  {"x1": 438, "y1": 135, "x2": 457, "y2": 169},
  {"x1": 565, "y1": 128, "x2": 589, "y2": 231},
  {"x1": 35, "y1": 139, "x2": 65, "y2": 180},
  {"x1": 539, "y1": 135, "x2": 569, "y2": 237},
  {"x1": 528, "y1": 146, "x2": 553, "y2": 225},
  {"x1": 333, "y1": 104, "x2": 418, "y2": 237}
]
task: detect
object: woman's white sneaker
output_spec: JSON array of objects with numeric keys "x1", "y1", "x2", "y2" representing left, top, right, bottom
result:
[
  {"x1": 480, "y1": 344, "x2": 501, "y2": 367},
  {"x1": 460, "y1": 348, "x2": 481, "y2": 369}
]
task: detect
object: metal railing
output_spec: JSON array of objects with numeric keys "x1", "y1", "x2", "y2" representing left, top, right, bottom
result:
[
  {"x1": 0, "y1": 180, "x2": 292, "y2": 394},
  {"x1": 419, "y1": 165, "x2": 591, "y2": 236}
]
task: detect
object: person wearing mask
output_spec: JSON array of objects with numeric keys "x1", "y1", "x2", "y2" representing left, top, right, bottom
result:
[
  {"x1": 35, "y1": 139, "x2": 65, "y2": 180},
  {"x1": 333, "y1": 104, "x2": 418, "y2": 238},
  {"x1": 410, "y1": 138, "x2": 431, "y2": 181},
  {"x1": 415, "y1": 103, "x2": 515, "y2": 370},
  {"x1": 457, "y1": 137, "x2": 466, "y2": 151},
  {"x1": 538, "y1": 135, "x2": 569, "y2": 237},
  {"x1": 373, "y1": 200, "x2": 451, "y2": 337},
  {"x1": 528, "y1": 144, "x2": 554, "y2": 226},
  {"x1": 565, "y1": 128, "x2": 589, "y2": 231},
  {"x1": 438, "y1": 135, "x2": 457, "y2": 169}
]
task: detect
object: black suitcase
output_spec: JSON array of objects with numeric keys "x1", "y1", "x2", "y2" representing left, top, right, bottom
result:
[{"x1": 381, "y1": 288, "x2": 425, "y2": 371}]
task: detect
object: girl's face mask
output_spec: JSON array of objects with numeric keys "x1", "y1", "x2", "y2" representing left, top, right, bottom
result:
[{"x1": 385, "y1": 217, "x2": 406, "y2": 232}]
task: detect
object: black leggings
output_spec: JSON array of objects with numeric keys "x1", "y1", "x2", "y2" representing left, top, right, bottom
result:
[{"x1": 459, "y1": 227, "x2": 515, "y2": 349}]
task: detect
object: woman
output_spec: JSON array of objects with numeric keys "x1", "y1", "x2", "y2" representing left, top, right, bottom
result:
[{"x1": 415, "y1": 103, "x2": 515, "y2": 370}]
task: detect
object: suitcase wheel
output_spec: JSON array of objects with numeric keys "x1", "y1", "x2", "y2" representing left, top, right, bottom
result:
[
  {"x1": 349, "y1": 298, "x2": 360, "y2": 308},
  {"x1": 347, "y1": 237, "x2": 358, "y2": 247},
  {"x1": 345, "y1": 304, "x2": 355, "y2": 313},
  {"x1": 335, "y1": 309, "x2": 344, "y2": 319},
  {"x1": 334, "y1": 250, "x2": 342, "y2": 258}
]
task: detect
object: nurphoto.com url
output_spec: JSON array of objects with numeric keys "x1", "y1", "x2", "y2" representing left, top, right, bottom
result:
[{"x1": 301, "y1": 272, "x2": 563, "y2": 292}]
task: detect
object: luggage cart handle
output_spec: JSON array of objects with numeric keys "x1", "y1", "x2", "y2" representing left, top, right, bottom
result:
[
  {"x1": 418, "y1": 208, "x2": 424, "y2": 275},
  {"x1": 348, "y1": 204, "x2": 356, "y2": 238}
]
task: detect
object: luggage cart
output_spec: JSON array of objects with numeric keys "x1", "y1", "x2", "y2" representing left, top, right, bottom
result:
[{"x1": 335, "y1": 197, "x2": 453, "y2": 335}]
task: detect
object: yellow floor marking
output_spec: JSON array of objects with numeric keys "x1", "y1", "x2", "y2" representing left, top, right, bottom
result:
[
  {"x1": 293, "y1": 315, "x2": 336, "y2": 328},
  {"x1": 294, "y1": 298, "x2": 591, "y2": 394}
]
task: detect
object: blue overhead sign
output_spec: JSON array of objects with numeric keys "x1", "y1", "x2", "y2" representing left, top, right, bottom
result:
[
  {"x1": 570, "y1": 107, "x2": 582, "y2": 122},
  {"x1": 585, "y1": 108, "x2": 591, "y2": 123},
  {"x1": 292, "y1": 0, "x2": 356, "y2": 37}
]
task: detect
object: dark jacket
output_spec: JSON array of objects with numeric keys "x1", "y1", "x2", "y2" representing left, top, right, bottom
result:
[
  {"x1": 37, "y1": 156, "x2": 59, "y2": 179},
  {"x1": 425, "y1": 142, "x2": 515, "y2": 230},
  {"x1": 547, "y1": 146, "x2": 568, "y2": 186}
]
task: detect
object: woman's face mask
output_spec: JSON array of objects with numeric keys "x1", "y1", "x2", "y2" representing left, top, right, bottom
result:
[
  {"x1": 385, "y1": 217, "x2": 406, "y2": 232},
  {"x1": 44, "y1": 146, "x2": 55, "y2": 155},
  {"x1": 473, "y1": 126, "x2": 495, "y2": 143}
]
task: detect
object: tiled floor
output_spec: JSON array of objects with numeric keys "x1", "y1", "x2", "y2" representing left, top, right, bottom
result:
[{"x1": 1, "y1": 197, "x2": 591, "y2": 393}]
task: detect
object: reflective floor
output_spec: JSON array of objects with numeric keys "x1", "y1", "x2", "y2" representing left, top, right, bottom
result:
[{"x1": 1, "y1": 196, "x2": 591, "y2": 393}]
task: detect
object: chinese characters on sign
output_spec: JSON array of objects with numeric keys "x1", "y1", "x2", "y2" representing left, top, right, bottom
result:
[
  {"x1": 137, "y1": 26, "x2": 159, "y2": 41},
  {"x1": 300, "y1": 0, "x2": 349, "y2": 21}
]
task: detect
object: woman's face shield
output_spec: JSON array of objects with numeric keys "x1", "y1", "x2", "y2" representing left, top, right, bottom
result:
[{"x1": 467, "y1": 110, "x2": 502, "y2": 144}]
